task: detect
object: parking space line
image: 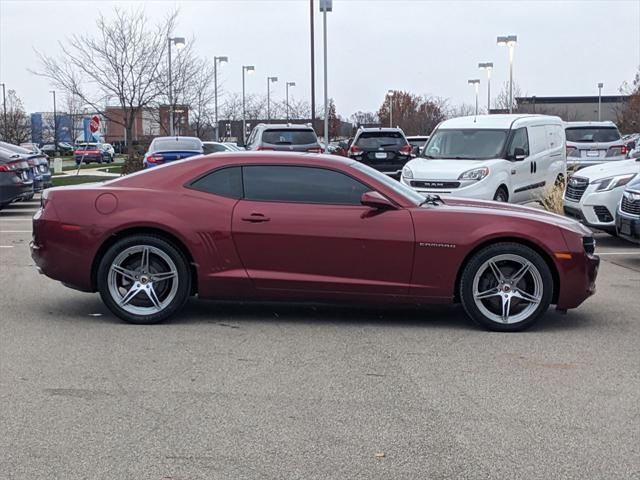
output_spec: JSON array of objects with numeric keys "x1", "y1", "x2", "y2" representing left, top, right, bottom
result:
[
  {"x1": 598, "y1": 252, "x2": 639, "y2": 255},
  {"x1": 0, "y1": 231, "x2": 32, "y2": 233},
  {"x1": 0, "y1": 245, "x2": 14, "y2": 248}
]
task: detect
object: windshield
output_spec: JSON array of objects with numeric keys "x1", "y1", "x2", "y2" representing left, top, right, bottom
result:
[
  {"x1": 262, "y1": 129, "x2": 317, "y2": 145},
  {"x1": 565, "y1": 127, "x2": 621, "y2": 143},
  {"x1": 152, "y1": 138, "x2": 202, "y2": 152},
  {"x1": 352, "y1": 162, "x2": 426, "y2": 206},
  {"x1": 423, "y1": 129, "x2": 508, "y2": 160}
]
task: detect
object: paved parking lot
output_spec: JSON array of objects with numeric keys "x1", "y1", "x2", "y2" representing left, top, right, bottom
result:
[{"x1": 1, "y1": 197, "x2": 639, "y2": 479}]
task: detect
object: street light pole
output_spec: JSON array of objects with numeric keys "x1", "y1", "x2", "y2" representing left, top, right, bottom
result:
[
  {"x1": 310, "y1": 0, "x2": 316, "y2": 126},
  {"x1": 167, "y1": 36, "x2": 186, "y2": 136},
  {"x1": 285, "y1": 81, "x2": 296, "y2": 121},
  {"x1": 497, "y1": 35, "x2": 517, "y2": 113},
  {"x1": 598, "y1": 82, "x2": 603, "y2": 121},
  {"x1": 478, "y1": 62, "x2": 493, "y2": 114},
  {"x1": 242, "y1": 65, "x2": 255, "y2": 144},
  {"x1": 387, "y1": 90, "x2": 394, "y2": 127},
  {"x1": 50, "y1": 90, "x2": 57, "y2": 151},
  {"x1": 214, "y1": 56, "x2": 228, "y2": 141},
  {"x1": 320, "y1": 0, "x2": 331, "y2": 145},
  {"x1": 1, "y1": 83, "x2": 6, "y2": 138},
  {"x1": 267, "y1": 76, "x2": 278, "y2": 123},
  {"x1": 468, "y1": 80, "x2": 480, "y2": 116}
]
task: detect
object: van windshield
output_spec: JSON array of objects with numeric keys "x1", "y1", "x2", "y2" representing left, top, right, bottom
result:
[{"x1": 423, "y1": 129, "x2": 509, "y2": 160}]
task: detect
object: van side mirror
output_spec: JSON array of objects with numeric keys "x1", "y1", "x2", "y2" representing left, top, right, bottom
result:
[
  {"x1": 361, "y1": 191, "x2": 396, "y2": 210},
  {"x1": 513, "y1": 147, "x2": 527, "y2": 161}
]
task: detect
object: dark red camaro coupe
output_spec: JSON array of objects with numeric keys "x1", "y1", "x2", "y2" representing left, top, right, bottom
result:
[{"x1": 31, "y1": 153, "x2": 599, "y2": 331}]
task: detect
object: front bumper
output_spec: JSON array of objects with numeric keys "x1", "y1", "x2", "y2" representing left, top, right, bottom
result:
[
  {"x1": 616, "y1": 210, "x2": 640, "y2": 244},
  {"x1": 563, "y1": 186, "x2": 625, "y2": 232},
  {"x1": 401, "y1": 176, "x2": 495, "y2": 200}
]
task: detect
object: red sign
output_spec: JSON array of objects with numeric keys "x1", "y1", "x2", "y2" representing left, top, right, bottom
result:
[{"x1": 89, "y1": 115, "x2": 100, "y2": 134}]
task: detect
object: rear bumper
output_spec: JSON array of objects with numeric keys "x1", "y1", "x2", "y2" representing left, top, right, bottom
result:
[
  {"x1": 616, "y1": 210, "x2": 640, "y2": 244},
  {"x1": 0, "y1": 178, "x2": 33, "y2": 204},
  {"x1": 567, "y1": 157, "x2": 626, "y2": 170},
  {"x1": 75, "y1": 154, "x2": 103, "y2": 163}
]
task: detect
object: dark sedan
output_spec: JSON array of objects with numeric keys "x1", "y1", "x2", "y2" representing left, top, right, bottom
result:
[
  {"x1": 32, "y1": 153, "x2": 599, "y2": 331},
  {"x1": 0, "y1": 147, "x2": 33, "y2": 209}
]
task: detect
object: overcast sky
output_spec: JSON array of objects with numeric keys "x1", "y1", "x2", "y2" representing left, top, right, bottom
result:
[{"x1": 1, "y1": 0, "x2": 639, "y2": 117}]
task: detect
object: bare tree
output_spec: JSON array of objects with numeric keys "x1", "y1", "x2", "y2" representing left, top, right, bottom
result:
[
  {"x1": 350, "y1": 111, "x2": 378, "y2": 126},
  {"x1": 34, "y1": 8, "x2": 178, "y2": 173},
  {"x1": 63, "y1": 91, "x2": 85, "y2": 143},
  {"x1": 377, "y1": 91, "x2": 446, "y2": 135},
  {"x1": 493, "y1": 81, "x2": 523, "y2": 111},
  {"x1": 0, "y1": 89, "x2": 31, "y2": 144},
  {"x1": 616, "y1": 69, "x2": 640, "y2": 134},
  {"x1": 446, "y1": 102, "x2": 477, "y2": 118}
]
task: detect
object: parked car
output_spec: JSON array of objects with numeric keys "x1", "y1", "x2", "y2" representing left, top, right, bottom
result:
[
  {"x1": 0, "y1": 141, "x2": 51, "y2": 197},
  {"x1": 616, "y1": 177, "x2": 640, "y2": 244},
  {"x1": 565, "y1": 121, "x2": 628, "y2": 170},
  {"x1": 244, "y1": 124, "x2": 322, "y2": 153},
  {"x1": 563, "y1": 158, "x2": 639, "y2": 234},
  {"x1": 31, "y1": 152, "x2": 599, "y2": 331},
  {"x1": 622, "y1": 133, "x2": 639, "y2": 153},
  {"x1": 74, "y1": 143, "x2": 113, "y2": 165},
  {"x1": 401, "y1": 114, "x2": 566, "y2": 203},
  {"x1": 0, "y1": 145, "x2": 34, "y2": 209},
  {"x1": 406, "y1": 135, "x2": 430, "y2": 156},
  {"x1": 202, "y1": 141, "x2": 239, "y2": 154},
  {"x1": 20, "y1": 143, "x2": 45, "y2": 156},
  {"x1": 143, "y1": 137, "x2": 204, "y2": 168},
  {"x1": 348, "y1": 127, "x2": 413, "y2": 178},
  {"x1": 101, "y1": 143, "x2": 115, "y2": 157},
  {"x1": 223, "y1": 142, "x2": 243, "y2": 151},
  {"x1": 41, "y1": 143, "x2": 74, "y2": 155}
]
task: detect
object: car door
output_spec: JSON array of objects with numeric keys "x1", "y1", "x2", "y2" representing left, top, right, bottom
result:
[
  {"x1": 231, "y1": 165, "x2": 415, "y2": 296},
  {"x1": 506, "y1": 127, "x2": 534, "y2": 203}
]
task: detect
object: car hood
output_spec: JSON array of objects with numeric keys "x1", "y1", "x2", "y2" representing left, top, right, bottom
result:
[
  {"x1": 572, "y1": 159, "x2": 640, "y2": 180},
  {"x1": 424, "y1": 197, "x2": 592, "y2": 236},
  {"x1": 405, "y1": 158, "x2": 504, "y2": 179}
]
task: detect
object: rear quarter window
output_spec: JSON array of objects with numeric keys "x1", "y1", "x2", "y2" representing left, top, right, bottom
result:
[{"x1": 189, "y1": 167, "x2": 243, "y2": 199}]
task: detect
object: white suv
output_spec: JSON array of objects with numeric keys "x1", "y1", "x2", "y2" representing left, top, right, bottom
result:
[
  {"x1": 401, "y1": 114, "x2": 566, "y2": 204},
  {"x1": 563, "y1": 158, "x2": 639, "y2": 234}
]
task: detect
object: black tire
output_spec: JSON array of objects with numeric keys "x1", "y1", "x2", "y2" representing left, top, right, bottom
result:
[
  {"x1": 459, "y1": 242, "x2": 553, "y2": 332},
  {"x1": 493, "y1": 186, "x2": 509, "y2": 202},
  {"x1": 97, "y1": 234, "x2": 191, "y2": 324}
]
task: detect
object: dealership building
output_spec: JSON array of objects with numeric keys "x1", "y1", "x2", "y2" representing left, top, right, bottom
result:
[{"x1": 505, "y1": 95, "x2": 629, "y2": 123}]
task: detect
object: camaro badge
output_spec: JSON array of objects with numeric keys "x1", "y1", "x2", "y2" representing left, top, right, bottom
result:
[{"x1": 419, "y1": 242, "x2": 457, "y2": 249}]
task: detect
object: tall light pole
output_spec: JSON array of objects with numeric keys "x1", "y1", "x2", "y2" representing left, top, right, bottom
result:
[
  {"x1": 167, "y1": 36, "x2": 186, "y2": 136},
  {"x1": 468, "y1": 79, "x2": 480, "y2": 116},
  {"x1": 310, "y1": 0, "x2": 316, "y2": 127},
  {"x1": 497, "y1": 35, "x2": 517, "y2": 113},
  {"x1": 214, "y1": 56, "x2": 228, "y2": 141},
  {"x1": 320, "y1": 0, "x2": 332, "y2": 145},
  {"x1": 266, "y1": 76, "x2": 278, "y2": 123},
  {"x1": 285, "y1": 81, "x2": 296, "y2": 121},
  {"x1": 1, "y1": 83, "x2": 6, "y2": 138},
  {"x1": 387, "y1": 90, "x2": 394, "y2": 127},
  {"x1": 242, "y1": 65, "x2": 255, "y2": 144},
  {"x1": 50, "y1": 90, "x2": 57, "y2": 151},
  {"x1": 597, "y1": 82, "x2": 604, "y2": 121},
  {"x1": 478, "y1": 62, "x2": 493, "y2": 114}
]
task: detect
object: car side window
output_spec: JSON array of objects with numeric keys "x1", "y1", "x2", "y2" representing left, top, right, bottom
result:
[
  {"x1": 189, "y1": 166, "x2": 243, "y2": 199},
  {"x1": 243, "y1": 165, "x2": 370, "y2": 205},
  {"x1": 507, "y1": 127, "x2": 529, "y2": 158}
]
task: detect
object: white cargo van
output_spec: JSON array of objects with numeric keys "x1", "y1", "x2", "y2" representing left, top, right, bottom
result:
[{"x1": 401, "y1": 114, "x2": 566, "y2": 203}]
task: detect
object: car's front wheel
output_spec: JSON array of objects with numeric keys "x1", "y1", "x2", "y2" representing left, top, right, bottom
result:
[
  {"x1": 459, "y1": 242, "x2": 553, "y2": 331},
  {"x1": 97, "y1": 234, "x2": 191, "y2": 324}
]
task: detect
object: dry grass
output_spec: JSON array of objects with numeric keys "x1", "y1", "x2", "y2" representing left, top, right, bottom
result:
[{"x1": 538, "y1": 176, "x2": 566, "y2": 214}]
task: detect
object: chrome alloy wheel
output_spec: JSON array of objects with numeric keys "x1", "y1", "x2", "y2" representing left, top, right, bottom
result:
[
  {"x1": 472, "y1": 253, "x2": 543, "y2": 324},
  {"x1": 107, "y1": 245, "x2": 179, "y2": 316}
]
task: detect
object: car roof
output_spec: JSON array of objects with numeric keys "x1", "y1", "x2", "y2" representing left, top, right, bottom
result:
[
  {"x1": 565, "y1": 121, "x2": 618, "y2": 128},
  {"x1": 257, "y1": 123, "x2": 314, "y2": 130},
  {"x1": 152, "y1": 136, "x2": 202, "y2": 142},
  {"x1": 439, "y1": 114, "x2": 562, "y2": 129},
  {"x1": 358, "y1": 127, "x2": 404, "y2": 133},
  {"x1": 406, "y1": 135, "x2": 429, "y2": 139}
]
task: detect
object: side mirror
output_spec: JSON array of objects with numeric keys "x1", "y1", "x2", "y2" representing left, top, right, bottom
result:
[
  {"x1": 361, "y1": 191, "x2": 396, "y2": 210},
  {"x1": 513, "y1": 147, "x2": 527, "y2": 161}
]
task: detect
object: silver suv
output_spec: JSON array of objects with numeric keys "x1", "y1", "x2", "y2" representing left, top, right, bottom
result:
[
  {"x1": 566, "y1": 121, "x2": 628, "y2": 170},
  {"x1": 244, "y1": 124, "x2": 322, "y2": 153}
]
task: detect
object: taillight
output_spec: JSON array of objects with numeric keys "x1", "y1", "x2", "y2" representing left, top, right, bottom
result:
[
  {"x1": 0, "y1": 162, "x2": 20, "y2": 172},
  {"x1": 306, "y1": 147, "x2": 322, "y2": 153},
  {"x1": 400, "y1": 144, "x2": 412, "y2": 155},
  {"x1": 147, "y1": 153, "x2": 164, "y2": 164},
  {"x1": 256, "y1": 147, "x2": 274, "y2": 151},
  {"x1": 566, "y1": 146, "x2": 577, "y2": 156},
  {"x1": 606, "y1": 145, "x2": 627, "y2": 157},
  {"x1": 349, "y1": 145, "x2": 363, "y2": 155}
]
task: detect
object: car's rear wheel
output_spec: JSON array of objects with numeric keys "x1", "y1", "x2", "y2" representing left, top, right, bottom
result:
[
  {"x1": 97, "y1": 234, "x2": 191, "y2": 324},
  {"x1": 459, "y1": 243, "x2": 553, "y2": 331},
  {"x1": 493, "y1": 186, "x2": 509, "y2": 202}
]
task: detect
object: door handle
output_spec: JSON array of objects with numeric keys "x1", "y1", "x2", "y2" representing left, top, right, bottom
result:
[{"x1": 241, "y1": 213, "x2": 270, "y2": 223}]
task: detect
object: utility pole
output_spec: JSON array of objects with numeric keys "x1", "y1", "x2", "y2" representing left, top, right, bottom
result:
[
  {"x1": 1, "y1": 83, "x2": 6, "y2": 139},
  {"x1": 310, "y1": 0, "x2": 316, "y2": 128},
  {"x1": 320, "y1": 0, "x2": 331, "y2": 146},
  {"x1": 214, "y1": 56, "x2": 228, "y2": 141}
]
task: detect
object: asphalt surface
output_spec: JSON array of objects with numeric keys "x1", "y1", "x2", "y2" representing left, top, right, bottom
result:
[{"x1": 1, "y1": 197, "x2": 639, "y2": 479}]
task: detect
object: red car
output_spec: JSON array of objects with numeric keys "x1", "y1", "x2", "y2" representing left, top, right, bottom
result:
[{"x1": 31, "y1": 153, "x2": 599, "y2": 331}]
